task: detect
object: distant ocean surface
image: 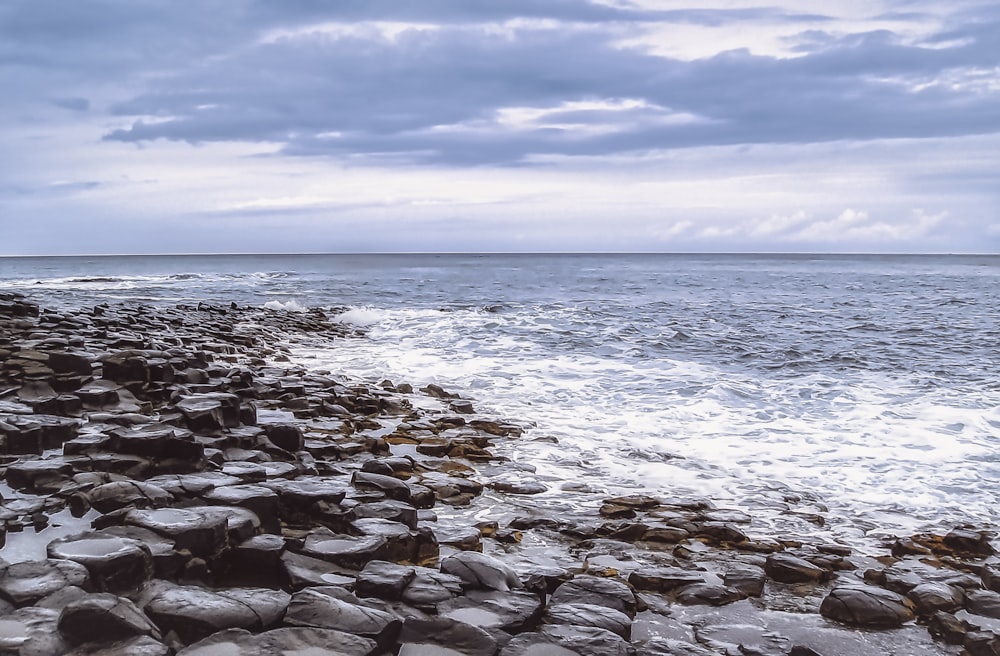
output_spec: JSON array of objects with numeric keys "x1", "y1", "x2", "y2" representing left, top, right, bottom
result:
[{"x1": 2, "y1": 253, "x2": 999, "y2": 550}]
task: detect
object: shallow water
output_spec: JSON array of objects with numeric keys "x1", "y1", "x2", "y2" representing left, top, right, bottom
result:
[{"x1": 2, "y1": 253, "x2": 998, "y2": 550}]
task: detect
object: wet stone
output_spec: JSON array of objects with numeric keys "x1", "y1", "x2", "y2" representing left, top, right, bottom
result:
[
  {"x1": 400, "y1": 617, "x2": 498, "y2": 656},
  {"x1": 441, "y1": 589, "x2": 544, "y2": 633},
  {"x1": 724, "y1": 564, "x2": 767, "y2": 597},
  {"x1": 125, "y1": 507, "x2": 228, "y2": 558},
  {"x1": 284, "y1": 587, "x2": 401, "y2": 647},
  {"x1": 47, "y1": 532, "x2": 153, "y2": 594},
  {"x1": 353, "y1": 500, "x2": 419, "y2": 529},
  {"x1": 674, "y1": 583, "x2": 746, "y2": 606},
  {"x1": 765, "y1": 553, "x2": 827, "y2": 583},
  {"x1": 441, "y1": 550, "x2": 522, "y2": 592},
  {"x1": 907, "y1": 582, "x2": 964, "y2": 615},
  {"x1": 552, "y1": 575, "x2": 638, "y2": 619},
  {"x1": 4, "y1": 458, "x2": 76, "y2": 491},
  {"x1": 401, "y1": 568, "x2": 465, "y2": 610},
  {"x1": 819, "y1": 585, "x2": 917, "y2": 628},
  {"x1": 202, "y1": 484, "x2": 280, "y2": 533},
  {"x1": 228, "y1": 533, "x2": 285, "y2": 586},
  {"x1": 176, "y1": 626, "x2": 378, "y2": 656},
  {"x1": 0, "y1": 607, "x2": 70, "y2": 656},
  {"x1": 57, "y1": 592, "x2": 161, "y2": 645},
  {"x1": 944, "y1": 528, "x2": 996, "y2": 557},
  {"x1": 966, "y1": 590, "x2": 1000, "y2": 619},
  {"x1": 545, "y1": 602, "x2": 633, "y2": 639},
  {"x1": 628, "y1": 567, "x2": 706, "y2": 595},
  {"x1": 356, "y1": 560, "x2": 417, "y2": 600},
  {"x1": 504, "y1": 625, "x2": 635, "y2": 656},
  {"x1": 0, "y1": 558, "x2": 90, "y2": 606},
  {"x1": 301, "y1": 531, "x2": 390, "y2": 569},
  {"x1": 85, "y1": 480, "x2": 174, "y2": 514},
  {"x1": 143, "y1": 582, "x2": 290, "y2": 644},
  {"x1": 62, "y1": 635, "x2": 172, "y2": 656}
]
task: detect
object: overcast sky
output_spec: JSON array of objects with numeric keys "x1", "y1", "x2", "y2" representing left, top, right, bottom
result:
[{"x1": 1, "y1": 0, "x2": 998, "y2": 254}]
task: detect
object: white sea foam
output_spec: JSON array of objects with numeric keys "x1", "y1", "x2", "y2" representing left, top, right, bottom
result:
[{"x1": 263, "y1": 299, "x2": 308, "y2": 312}]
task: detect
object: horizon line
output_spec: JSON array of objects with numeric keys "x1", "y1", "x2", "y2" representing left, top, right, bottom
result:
[{"x1": 1, "y1": 250, "x2": 997, "y2": 258}]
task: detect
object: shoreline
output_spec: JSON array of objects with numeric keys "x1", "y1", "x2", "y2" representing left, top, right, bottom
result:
[{"x1": 0, "y1": 290, "x2": 990, "y2": 655}]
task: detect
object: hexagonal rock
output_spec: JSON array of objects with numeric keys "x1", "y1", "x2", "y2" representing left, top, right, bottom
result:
[
  {"x1": 57, "y1": 592, "x2": 161, "y2": 645},
  {"x1": 143, "y1": 582, "x2": 290, "y2": 644},
  {"x1": 440, "y1": 589, "x2": 544, "y2": 633},
  {"x1": 0, "y1": 559, "x2": 90, "y2": 606},
  {"x1": 0, "y1": 607, "x2": 70, "y2": 655},
  {"x1": 177, "y1": 627, "x2": 378, "y2": 656},
  {"x1": 440, "y1": 551, "x2": 522, "y2": 592},
  {"x1": 61, "y1": 635, "x2": 173, "y2": 656},
  {"x1": 724, "y1": 564, "x2": 767, "y2": 597},
  {"x1": 202, "y1": 484, "x2": 280, "y2": 533},
  {"x1": 47, "y1": 532, "x2": 153, "y2": 595},
  {"x1": 125, "y1": 507, "x2": 228, "y2": 558},
  {"x1": 399, "y1": 617, "x2": 497, "y2": 656},
  {"x1": 765, "y1": 553, "x2": 827, "y2": 583},
  {"x1": 284, "y1": 587, "x2": 401, "y2": 647},
  {"x1": 355, "y1": 560, "x2": 417, "y2": 600},
  {"x1": 628, "y1": 567, "x2": 705, "y2": 595},
  {"x1": 545, "y1": 602, "x2": 632, "y2": 639},
  {"x1": 906, "y1": 582, "x2": 964, "y2": 615},
  {"x1": 85, "y1": 480, "x2": 174, "y2": 514},
  {"x1": 674, "y1": 583, "x2": 746, "y2": 607},
  {"x1": 965, "y1": 590, "x2": 1000, "y2": 619},
  {"x1": 819, "y1": 586, "x2": 916, "y2": 628},
  {"x1": 551, "y1": 576, "x2": 637, "y2": 619},
  {"x1": 502, "y1": 625, "x2": 634, "y2": 656}
]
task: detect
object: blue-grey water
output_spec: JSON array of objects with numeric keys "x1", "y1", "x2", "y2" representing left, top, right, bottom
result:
[{"x1": 2, "y1": 253, "x2": 999, "y2": 549}]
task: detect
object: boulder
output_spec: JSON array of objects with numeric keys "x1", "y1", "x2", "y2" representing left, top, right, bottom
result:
[
  {"x1": 57, "y1": 593, "x2": 161, "y2": 645},
  {"x1": 47, "y1": 532, "x2": 153, "y2": 595},
  {"x1": 551, "y1": 575, "x2": 637, "y2": 618},
  {"x1": 819, "y1": 586, "x2": 916, "y2": 628},
  {"x1": 440, "y1": 551, "x2": 521, "y2": 592},
  {"x1": 0, "y1": 558, "x2": 90, "y2": 606}
]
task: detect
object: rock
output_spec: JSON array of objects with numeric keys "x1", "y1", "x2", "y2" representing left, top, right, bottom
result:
[
  {"x1": 280, "y1": 550, "x2": 356, "y2": 590},
  {"x1": 551, "y1": 575, "x2": 637, "y2": 619},
  {"x1": 628, "y1": 567, "x2": 705, "y2": 595},
  {"x1": 85, "y1": 480, "x2": 174, "y2": 513},
  {"x1": 503, "y1": 625, "x2": 635, "y2": 656},
  {"x1": 440, "y1": 589, "x2": 544, "y2": 633},
  {"x1": 356, "y1": 560, "x2": 417, "y2": 600},
  {"x1": 401, "y1": 568, "x2": 465, "y2": 610},
  {"x1": 724, "y1": 564, "x2": 767, "y2": 597},
  {"x1": 176, "y1": 392, "x2": 242, "y2": 430},
  {"x1": 441, "y1": 551, "x2": 522, "y2": 592},
  {"x1": 301, "y1": 532, "x2": 390, "y2": 569},
  {"x1": 944, "y1": 528, "x2": 995, "y2": 556},
  {"x1": 125, "y1": 507, "x2": 228, "y2": 558},
  {"x1": 47, "y1": 532, "x2": 154, "y2": 595},
  {"x1": 202, "y1": 484, "x2": 280, "y2": 533},
  {"x1": 674, "y1": 583, "x2": 746, "y2": 606},
  {"x1": 57, "y1": 593, "x2": 161, "y2": 645},
  {"x1": 62, "y1": 635, "x2": 172, "y2": 656},
  {"x1": 176, "y1": 627, "x2": 378, "y2": 656},
  {"x1": 284, "y1": 587, "x2": 401, "y2": 647},
  {"x1": 399, "y1": 617, "x2": 497, "y2": 656},
  {"x1": 927, "y1": 611, "x2": 973, "y2": 645},
  {"x1": 907, "y1": 582, "x2": 964, "y2": 615},
  {"x1": 0, "y1": 558, "x2": 90, "y2": 606},
  {"x1": 764, "y1": 553, "x2": 826, "y2": 583},
  {"x1": 264, "y1": 423, "x2": 304, "y2": 452},
  {"x1": 819, "y1": 585, "x2": 916, "y2": 628},
  {"x1": 966, "y1": 590, "x2": 1000, "y2": 619},
  {"x1": 144, "y1": 582, "x2": 290, "y2": 644},
  {"x1": 966, "y1": 632, "x2": 1000, "y2": 656},
  {"x1": 227, "y1": 534, "x2": 285, "y2": 587},
  {"x1": 0, "y1": 607, "x2": 70, "y2": 655},
  {"x1": 545, "y1": 602, "x2": 632, "y2": 639}
]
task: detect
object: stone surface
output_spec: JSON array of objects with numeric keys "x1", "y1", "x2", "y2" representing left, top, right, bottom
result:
[
  {"x1": 819, "y1": 585, "x2": 917, "y2": 628},
  {"x1": 47, "y1": 532, "x2": 154, "y2": 594},
  {"x1": 551, "y1": 575, "x2": 637, "y2": 619},
  {"x1": 57, "y1": 593, "x2": 161, "y2": 645},
  {"x1": 0, "y1": 558, "x2": 90, "y2": 606},
  {"x1": 440, "y1": 551, "x2": 521, "y2": 591}
]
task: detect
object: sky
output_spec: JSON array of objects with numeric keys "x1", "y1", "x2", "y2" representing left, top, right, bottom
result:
[{"x1": 1, "y1": 0, "x2": 998, "y2": 254}]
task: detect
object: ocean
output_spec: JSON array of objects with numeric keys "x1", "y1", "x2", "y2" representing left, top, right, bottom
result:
[{"x1": 2, "y1": 253, "x2": 998, "y2": 552}]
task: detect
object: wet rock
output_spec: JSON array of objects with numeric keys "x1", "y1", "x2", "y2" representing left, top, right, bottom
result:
[
  {"x1": 356, "y1": 560, "x2": 417, "y2": 600},
  {"x1": 907, "y1": 582, "x2": 964, "y2": 615},
  {"x1": 399, "y1": 617, "x2": 497, "y2": 656},
  {"x1": 125, "y1": 507, "x2": 228, "y2": 558},
  {"x1": 0, "y1": 558, "x2": 90, "y2": 606},
  {"x1": 185, "y1": 504, "x2": 261, "y2": 544},
  {"x1": 352, "y1": 471, "x2": 435, "y2": 508},
  {"x1": 177, "y1": 627, "x2": 378, "y2": 656},
  {"x1": 724, "y1": 564, "x2": 767, "y2": 597},
  {"x1": 143, "y1": 582, "x2": 290, "y2": 644},
  {"x1": 4, "y1": 458, "x2": 76, "y2": 491},
  {"x1": 47, "y1": 532, "x2": 154, "y2": 594},
  {"x1": 441, "y1": 589, "x2": 544, "y2": 633},
  {"x1": 944, "y1": 528, "x2": 995, "y2": 557},
  {"x1": 284, "y1": 587, "x2": 401, "y2": 646},
  {"x1": 0, "y1": 607, "x2": 70, "y2": 655},
  {"x1": 176, "y1": 392, "x2": 242, "y2": 431},
  {"x1": 301, "y1": 531, "x2": 390, "y2": 569},
  {"x1": 227, "y1": 533, "x2": 285, "y2": 586},
  {"x1": 819, "y1": 585, "x2": 916, "y2": 628},
  {"x1": 85, "y1": 480, "x2": 173, "y2": 513},
  {"x1": 263, "y1": 423, "x2": 304, "y2": 452},
  {"x1": 441, "y1": 551, "x2": 522, "y2": 592},
  {"x1": 281, "y1": 550, "x2": 356, "y2": 590},
  {"x1": 966, "y1": 632, "x2": 1000, "y2": 656},
  {"x1": 353, "y1": 500, "x2": 418, "y2": 529},
  {"x1": 101, "y1": 352, "x2": 150, "y2": 383},
  {"x1": 927, "y1": 611, "x2": 973, "y2": 645},
  {"x1": 487, "y1": 479, "x2": 549, "y2": 495},
  {"x1": 432, "y1": 524, "x2": 483, "y2": 551},
  {"x1": 545, "y1": 602, "x2": 632, "y2": 639},
  {"x1": 674, "y1": 583, "x2": 746, "y2": 606},
  {"x1": 551, "y1": 575, "x2": 637, "y2": 620},
  {"x1": 504, "y1": 624, "x2": 635, "y2": 656},
  {"x1": 62, "y1": 635, "x2": 172, "y2": 656},
  {"x1": 202, "y1": 484, "x2": 280, "y2": 533},
  {"x1": 765, "y1": 553, "x2": 827, "y2": 583},
  {"x1": 966, "y1": 590, "x2": 1000, "y2": 619},
  {"x1": 628, "y1": 567, "x2": 706, "y2": 594},
  {"x1": 401, "y1": 568, "x2": 465, "y2": 610},
  {"x1": 57, "y1": 593, "x2": 161, "y2": 645}
]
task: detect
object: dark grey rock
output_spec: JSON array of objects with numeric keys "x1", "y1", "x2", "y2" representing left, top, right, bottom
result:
[
  {"x1": 550, "y1": 576, "x2": 637, "y2": 619},
  {"x1": 63, "y1": 635, "x2": 172, "y2": 656},
  {"x1": 284, "y1": 587, "x2": 401, "y2": 646},
  {"x1": 124, "y1": 507, "x2": 228, "y2": 558},
  {"x1": 0, "y1": 558, "x2": 90, "y2": 606},
  {"x1": 966, "y1": 590, "x2": 1000, "y2": 619},
  {"x1": 674, "y1": 583, "x2": 746, "y2": 606},
  {"x1": 819, "y1": 585, "x2": 916, "y2": 628},
  {"x1": 545, "y1": 602, "x2": 632, "y2": 639},
  {"x1": 503, "y1": 625, "x2": 635, "y2": 656},
  {"x1": 441, "y1": 589, "x2": 544, "y2": 633},
  {"x1": 627, "y1": 567, "x2": 705, "y2": 595},
  {"x1": 765, "y1": 553, "x2": 826, "y2": 583},
  {"x1": 399, "y1": 617, "x2": 497, "y2": 656},
  {"x1": 202, "y1": 484, "x2": 280, "y2": 533},
  {"x1": 57, "y1": 593, "x2": 161, "y2": 645},
  {"x1": 47, "y1": 532, "x2": 153, "y2": 595},
  {"x1": 440, "y1": 551, "x2": 521, "y2": 592},
  {"x1": 0, "y1": 607, "x2": 70, "y2": 655},
  {"x1": 724, "y1": 564, "x2": 766, "y2": 597},
  {"x1": 143, "y1": 582, "x2": 290, "y2": 644},
  {"x1": 301, "y1": 532, "x2": 390, "y2": 569},
  {"x1": 355, "y1": 560, "x2": 417, "y2": 600},
  {"x1": 176, "y1": 627, "x2": 378, "y2": 656},
  {"x1": 907, "y1": 582, "x2": 964, "y2": 615}
]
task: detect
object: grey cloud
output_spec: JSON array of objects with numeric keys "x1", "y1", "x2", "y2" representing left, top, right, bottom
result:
[
  {"x1": 51, "y1": 97, "x2": 90, "y2": 112},
  {"x1": 103, "y1": 11, "x2": 1000, "y2": 166}
]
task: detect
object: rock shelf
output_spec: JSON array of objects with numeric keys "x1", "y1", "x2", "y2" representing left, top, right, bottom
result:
[{"x1": 0, "y1": 290, "x2": 994, "y2": 655}]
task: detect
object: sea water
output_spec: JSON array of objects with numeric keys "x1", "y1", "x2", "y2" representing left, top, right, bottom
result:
[{"x1": 2, "y1": 253, "x2": 998, "y2": 549}]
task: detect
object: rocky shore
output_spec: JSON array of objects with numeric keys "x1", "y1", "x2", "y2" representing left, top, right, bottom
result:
[{"x1": 0, "y1": 290, "x2": 997, "y2": 655}]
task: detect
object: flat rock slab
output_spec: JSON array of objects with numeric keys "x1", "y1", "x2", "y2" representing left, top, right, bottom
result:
[
  {"x1": 62, "y1": 635, "x2": 172, "y2": 656},
  {"x1": 440, "y1": 589, "x2": 544, "y2": 633},
  {"x1": 144, "y1": 582, "x2": 290, "y2": 644},
  {"x1": 544, "y1": 602, "x2": 632, "y2": 639},
  {"x1": 550, "y1": 576, "x2": 637, "y2": 619},
  {"x1": 400, "y1": 617, "x2": 498, "y2": 656},
  {"x1": 47, "y1": 532, "x2": 153, "y2": 594},
  {"x1": 302, "y1": 532, "x2": 390, "y2": 569},
  {"x1": 819, "y1": 586, "x2": 916, "y2": 628},
  {"x1": 765, "y1": 553, "x2": 826, "y2": 584},
  {"x1": 284, "y1": 587, "x2": 401, "y2": 646},
  {"x1": 58, "y1": 592, "x2": 161, "y2": 645},
  {"x1": 0, "y1": 607, "x2": 70, "y2": 655},
  {"x1": 0, "y1": 558, "x2": 90, "y2": 606},
  {"x1": 85, "y1": 480, "x2": 174, "y2": 513},
  {"x1": 125, "y1": 507, "x2": 228, "y2": 557},
  {"x1": 502, "y1": 625, "x2": 635, "y2": 656},
  {"x1": 177, "y1": 627, "x2": 378, "y2": 656}
]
